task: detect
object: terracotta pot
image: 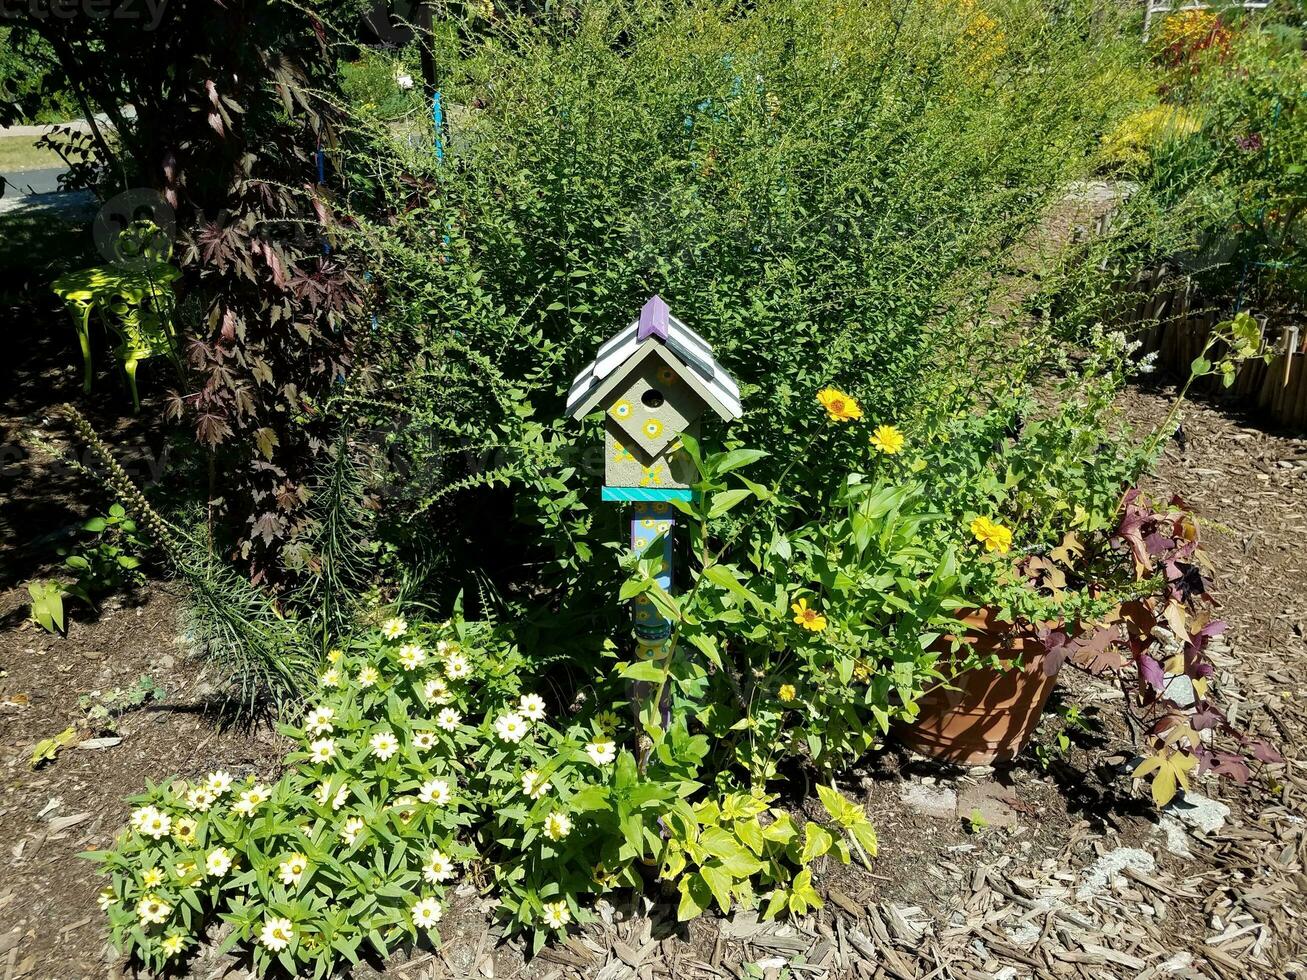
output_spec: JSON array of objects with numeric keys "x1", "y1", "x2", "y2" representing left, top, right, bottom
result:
[{"x1": 893, "y1": 608, "x2": 1061, "y2": 766}]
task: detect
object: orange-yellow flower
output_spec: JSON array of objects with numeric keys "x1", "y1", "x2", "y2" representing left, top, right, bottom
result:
[
  {"x1": 869, "y1": 424, "x2": 905, "y2": 455},
  {"x1": 791, "y1": 598, "x2": 827, "y2": 632},
  {"x1": 817, "y1": 387, "x2": 862, "y2": 423},
  {"x1": 969, "y1": 516, "x2": 1012, "y2": 554}
]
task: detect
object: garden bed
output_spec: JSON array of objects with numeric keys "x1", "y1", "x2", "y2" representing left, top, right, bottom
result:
[{"x1": 2, "y1": 388, "x2": 1303, "y2": 979}]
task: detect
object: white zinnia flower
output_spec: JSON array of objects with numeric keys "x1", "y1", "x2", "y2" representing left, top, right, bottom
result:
[
  {"x1": 137, "y1": 894, "x2": 171, "y2": 926},
  {"x1": 413, "y1": 730, "x2": 437, "y2": 750},
  {"x1": 308, "y1": 738, "x2": 336, "y2": 763},
  {"x1": 259, "y1": 916, "x2": 294, "y2": 952},
  {"x1": 320, "y1": 667, "x2": 341, "y2": 688},
  {"x1": 398, "y1": 644, "x2": 426, "y2": 670},
  {"x1": 423, "y1": 849, "x2": 455, "y2": 883},
  {"x1": 436, "y1": 707, "x2": 461, "y2": 731},
  {"x1": 423, "y1": 677, "x2": 451, "y2": 704},
  {"x1": 444, "y1": 652, "x2": 471, "y2": 680},
  {"x1": 543, "y1": 811, "x2": 572, "y2": 841},
  {"x1": 495, "y1": 713, "x2": 527, "y2": 743},
  {"x1": 412, "y1": 896, "x2": 442, "y2": 928},
  {"x1": 205, "y1": 847, "x2": 232, "y2": 877},
  {"x1": 357, "y1": 665, "x2": 380, "y2": 688},
  {"x1": 340, "y1": 816, "x2": 366, "y2": 846},
  {"x1": 418, "y1": 779, "x2": 451, "y2": 805},
  {"x1": 304, "y1": 706, "x2": 335, "y2": 735},
  {"x1": 315, "y1": 780, "x2": 349, "y2": 810},
  {"x1": 186, "y1": 786, "x2": 216, "y2": 811},
  {"x1": 139, "y1": 807, "x2": 171, "y2": 840},
  {"x1": 206, "y1": 771, "x2": 234, "y2": 795},
  {"x1": 542, "y1": 900, "x2": 571, "y2": 929},
  {"x1": 278, "y1": 852, "x2": 308, "y2": 886},
  {"x1": 232, "y1": 784, "x2": 270, "y2": 817},
  {"x1": 522, "y1": 769, "x2": 550, "y2": 799},
  {"x1": 381, "y1": 617, "x2": 408, "y2": 639},
  {"x1": 370, "y1": 731, "x2": 400, "y2": 760},
  {"x1": 519, "y1": 693, "x2": 547, "y2": 721},
  {"x1": 585, "y1": 739, "x2": 617, "y2": 766}
]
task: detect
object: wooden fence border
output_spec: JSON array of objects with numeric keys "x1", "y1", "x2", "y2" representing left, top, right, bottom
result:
[{"x1": 1120, "y1": 271, "x2": 1307, "y2": 431}]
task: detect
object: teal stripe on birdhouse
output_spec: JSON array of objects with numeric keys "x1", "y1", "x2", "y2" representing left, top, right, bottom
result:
[{"x1": 601, "y1": 487, "x2": 694, "y2": 503}]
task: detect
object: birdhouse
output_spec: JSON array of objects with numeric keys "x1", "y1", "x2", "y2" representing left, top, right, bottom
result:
[{"x1": 567, "y1": 296, "x2": 742, "y2": 501}]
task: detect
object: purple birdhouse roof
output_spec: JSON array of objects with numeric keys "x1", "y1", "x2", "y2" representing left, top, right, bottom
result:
[
  {"x1": 566, "y1": 296, "x2": 742, "y2": 421},
  {"x1": 636, "y1": 295, "x2": 670, "y2": 342}
]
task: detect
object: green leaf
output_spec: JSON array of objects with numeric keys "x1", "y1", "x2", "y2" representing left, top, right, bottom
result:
[
  {"x1": 802, "y1": 822, "x2": 834, "y2": 863},
  {"x1": 815, "y1": 784, "x2": 843, "y2": 822},
  {"x1": 713, "y1": 448, "x2": 768, "y2": 477},
  {"x1": 619, "y1": 578, "x2": 650, "y2": 601},
  {"x1": 1190, "y1": 356, "x2": 1211, "y2": 377},
  {"x1": 708, "y1": 488, "x2": 752, "y2": 519},
  {"x1": 699, "y1": 826, "x2": 762, "y2": 876},
  {"x1": 677, "y1": 872, "x2": 711, "y2": 921},
  {"x1": 619, "y1": 661, "x2": 666, "y2": 683},
  {"x1": 700, "y1": 861, "x2": 734, "y2": 913},
  {"x1": 701, "y1": 564, "x2": 763, "y2": 612},
  {"x1": 734, "y1": 817, "x2": 764, "y2": 856},
  {"x1": 849, "y1": 822, "x2": 879, "y2": 862}
]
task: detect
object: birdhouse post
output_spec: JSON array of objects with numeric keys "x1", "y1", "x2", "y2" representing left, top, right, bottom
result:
[{"x1": 567, "y1": 296, "x2": 742, "y2": 657}]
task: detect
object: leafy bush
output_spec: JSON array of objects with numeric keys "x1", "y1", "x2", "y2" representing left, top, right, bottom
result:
[
  {"x1": 7, "y1": 1, "x2": 370, "y2": 585},
  {"x1": 1142, "y1": 7, "x2": 1306, "y2": 311},
  {"x1": 343, "y1": 0, "x2": 1158, "y2": 625},
  {"x1": 90, "y1": 616, "x2": 877, "y2": 975},
  {"x1": 339, "y1": 48, "x2": 423, "y2": 121}
]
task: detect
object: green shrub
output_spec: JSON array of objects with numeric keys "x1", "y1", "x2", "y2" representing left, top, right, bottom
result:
[
  {"x1": 343, "y1": 0, "x2": 1159, "y2": 637},
  {"x1": 339, "y1": 47, "x2": 424, "y2": 121},
  {"x1": 1144, "y1": 8, "x2": 1306, "y2": 310}
]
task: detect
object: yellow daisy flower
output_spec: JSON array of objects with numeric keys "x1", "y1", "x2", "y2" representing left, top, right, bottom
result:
[
  {"x1": 869, "y1": 424, "x2": 905, "y2": 454},
  {"x1": 817, "y1": 387, "x2": 862, "y2": 423},
  {"x1": 969, "y1": 516, "x2": 1013, "y2": 554},
  {"x1": 778, "y1": 684, "x2": 797, "y2": 702},
  {"x1": 791, "y1": 598, "x2": 827, "y2": 632}
]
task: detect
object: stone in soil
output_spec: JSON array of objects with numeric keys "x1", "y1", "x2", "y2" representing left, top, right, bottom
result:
[
  {"x1": 900, "y1": 782, "x2": 957, "y2": 820},
  {"x1": 1164, "y1": 790, "x2": 1230, "y2": 834},
  {"x1": 957, "y1": 782, "x2": 1018, "y2": 829},
  {"x1": 1075, "y1": 847, "x2": 1155, "y2": 901}
]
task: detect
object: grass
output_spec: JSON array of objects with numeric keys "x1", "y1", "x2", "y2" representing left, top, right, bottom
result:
[{"x1": 0, "y1": 135, "x2": 64, "y2": 173}]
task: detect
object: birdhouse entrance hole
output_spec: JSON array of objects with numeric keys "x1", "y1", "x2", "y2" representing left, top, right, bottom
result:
[{"x1": 641, "y1": 389, "x2": 665, "y2": 409}]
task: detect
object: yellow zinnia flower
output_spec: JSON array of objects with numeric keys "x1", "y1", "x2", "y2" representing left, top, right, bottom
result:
[
  {"x1": 969, "y1": 516, "x2": 1013, "y2": 554},
  {"x1": 778, "y1": 684, "x2": 797, "y2": 702},
  {"x1": 791, "y1": 598, "x2": 827, "y2": 632},
  {"x1": 869, "y1": 424, "x2": 905, "y2": 455},
  {"x1": 817, "y1": 387, "x2": 863, "y2": 423}
]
